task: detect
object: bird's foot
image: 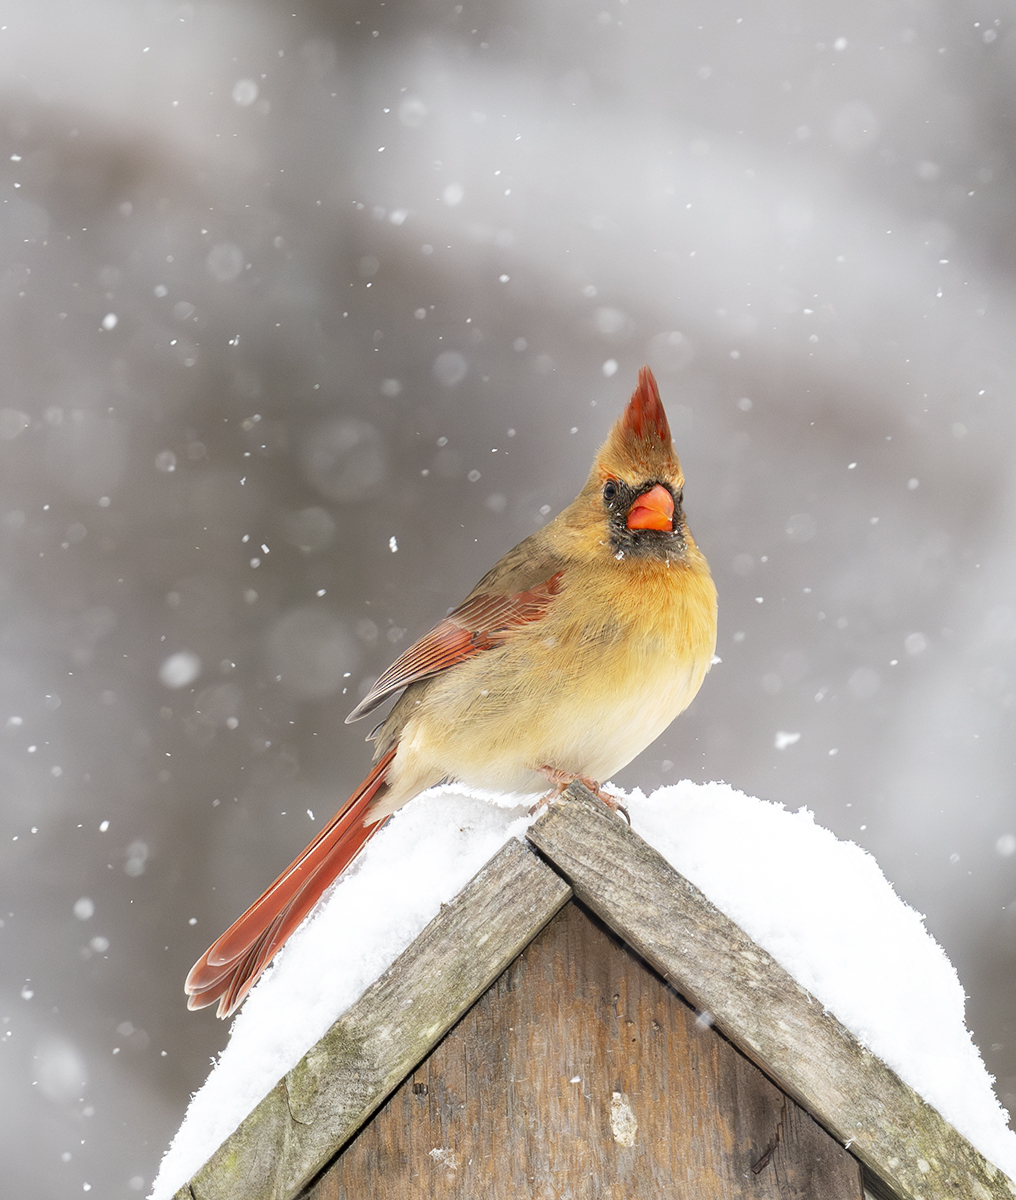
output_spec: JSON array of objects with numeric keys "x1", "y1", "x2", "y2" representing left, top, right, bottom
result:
[{"x1": 531, "y1": 766, "x2": 631, "y2": 825}]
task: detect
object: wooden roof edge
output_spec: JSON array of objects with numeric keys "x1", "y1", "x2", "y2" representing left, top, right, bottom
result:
[
  {"x1": 528, "y1": 783, "x2": 1016, "y2": 1200},
  {"x1": 175, "y1": 836, "x2": 571, "y2": 1200},
  {"x1": 175, "y1": 782, "x2": 1015, "y2": 1200}
]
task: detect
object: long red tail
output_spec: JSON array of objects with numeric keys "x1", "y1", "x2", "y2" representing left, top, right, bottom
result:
[{"x1": 185, "y1": 747, "x2": 397, "y2": 1018}]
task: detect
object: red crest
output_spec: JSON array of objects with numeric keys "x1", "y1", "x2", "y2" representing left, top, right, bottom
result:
[{"x1": 622, "y1": 366, "x2": 672, "y2": 446}]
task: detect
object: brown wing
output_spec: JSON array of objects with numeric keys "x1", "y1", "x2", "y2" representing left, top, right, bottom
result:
[{"x1": 345, "y1": 569, "x2": 564, "y2": 724}]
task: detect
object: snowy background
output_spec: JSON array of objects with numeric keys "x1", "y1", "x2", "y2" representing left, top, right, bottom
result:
[{"x1": 2, "y1": 1, "x2": 1016, "y2": 1195}]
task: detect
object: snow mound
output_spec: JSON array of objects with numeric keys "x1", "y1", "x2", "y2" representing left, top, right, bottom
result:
[
  {"x1": 151, "y1": 781, "x2": 1016, "y2": 1197},
  {"x1": 628, "y1": 782, "x2": 1016, "y2": 1177},
  {"x1": 152, "y1": 786, "x2": 536, "y2": 1200}
]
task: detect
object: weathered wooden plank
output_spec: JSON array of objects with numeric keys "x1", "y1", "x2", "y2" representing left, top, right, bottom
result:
[
  {"x1": 526, "y1": 784, "x2": 1016, "y2": 1200},
  {"x1": 311, "y1": 900, "x2": 863, "y2": 1199},
  {"x1": 178, "y1": 837, "x2": 572, "y2": 1200}
]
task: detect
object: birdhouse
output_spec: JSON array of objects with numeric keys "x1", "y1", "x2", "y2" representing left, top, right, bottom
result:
[{"x1": 173, "y1": 786, "x2": 1015, "y2": 1200}]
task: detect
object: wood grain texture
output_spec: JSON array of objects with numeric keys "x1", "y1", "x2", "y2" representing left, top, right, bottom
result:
[
  {"x1": 177, "y1": 838, "x2": 571, "y2": 1200},
  {"x1": 527, "y1": 784, "x2": 1016, "y2": 1200},
  {"x1": 308, "y1": 900, "x2": 862, "y2": 1199}
]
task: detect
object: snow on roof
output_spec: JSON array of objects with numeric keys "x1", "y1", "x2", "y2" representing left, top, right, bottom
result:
[{"x1": 151, "y1": 781, "x2": 1016, "y2": 1198}]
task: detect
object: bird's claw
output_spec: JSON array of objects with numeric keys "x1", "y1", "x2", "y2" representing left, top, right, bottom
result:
[{"x1": 535, "y1": 766, "x2": 630, "y2": 824}]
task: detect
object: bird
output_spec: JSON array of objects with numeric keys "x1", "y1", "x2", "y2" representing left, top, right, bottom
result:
[{"x1": 185, "y1": 366, "x2": 717, "y2": 1017}]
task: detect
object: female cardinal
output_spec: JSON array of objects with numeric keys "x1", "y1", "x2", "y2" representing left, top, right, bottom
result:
[{"x1": 185, "y1": 366, "x2": 717, "y2": 1016}]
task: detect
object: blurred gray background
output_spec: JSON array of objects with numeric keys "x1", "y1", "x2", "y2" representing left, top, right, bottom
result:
[{"x1": 2, "y1": 0, "x2": 1016, "y2": 1193}]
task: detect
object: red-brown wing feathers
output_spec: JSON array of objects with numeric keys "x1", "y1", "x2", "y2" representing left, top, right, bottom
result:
[
  {"x1": 345, "y1": 571, "x2": 564, "y2": 724},
  {"x1": 185, "y1": 745, "x2": 396, "y2": 1018}
]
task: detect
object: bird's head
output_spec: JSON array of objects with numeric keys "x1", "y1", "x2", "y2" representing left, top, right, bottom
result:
[{"x1": 574, "y1": 366, "x2": 689, "y2": 562}]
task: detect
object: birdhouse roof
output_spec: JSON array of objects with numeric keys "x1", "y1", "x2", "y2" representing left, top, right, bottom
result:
[{"x1": 169, "y1": 785, "x2": 1015, "y2": 1200}]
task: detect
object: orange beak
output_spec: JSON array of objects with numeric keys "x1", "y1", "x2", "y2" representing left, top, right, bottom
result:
[{"x1": 625, "y1": 484, "x2": 675, "y2": 531}]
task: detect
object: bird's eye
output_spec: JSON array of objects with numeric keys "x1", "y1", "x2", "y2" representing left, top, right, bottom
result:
[{"x1": 603, "y1": 480, "x2": 618, "y2": 502}]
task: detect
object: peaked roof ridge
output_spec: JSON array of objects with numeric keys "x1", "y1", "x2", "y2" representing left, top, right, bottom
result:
[{"x1": 171, "y1": 784, "x2": 1015, "y2": 1200}]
